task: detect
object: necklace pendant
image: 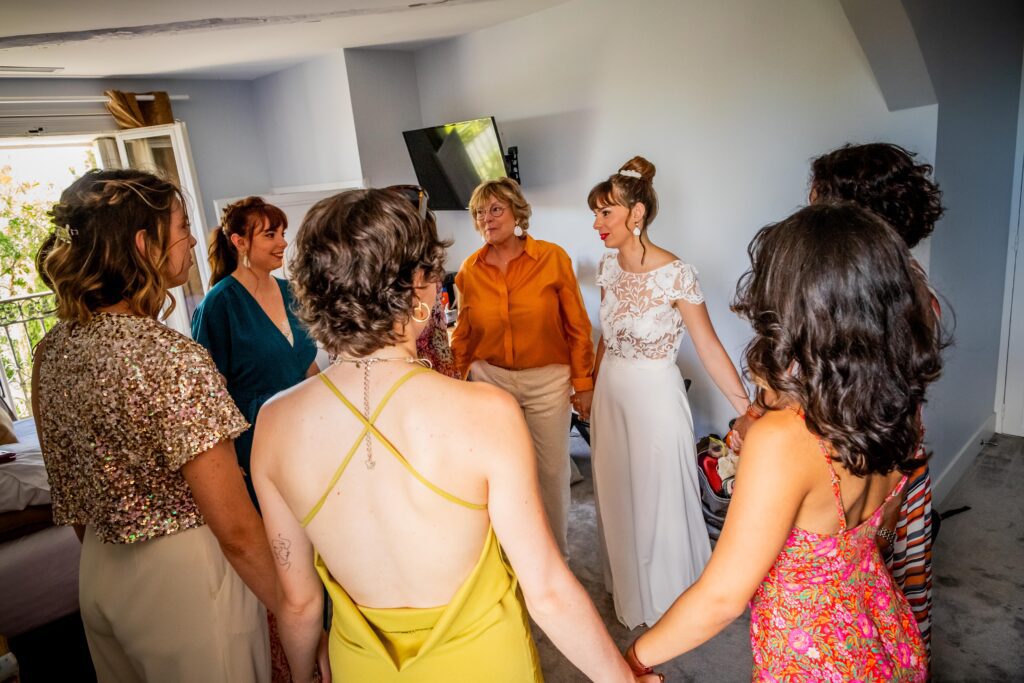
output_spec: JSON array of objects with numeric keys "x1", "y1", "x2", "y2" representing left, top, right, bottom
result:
[{"x1": 365, "y1": 459, "x2": 376, "y2": 471}]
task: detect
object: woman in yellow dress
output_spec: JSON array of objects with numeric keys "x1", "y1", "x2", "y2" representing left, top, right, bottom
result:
[{"x1": 251, "y1": 188, "x2": 650, "y2": 682}]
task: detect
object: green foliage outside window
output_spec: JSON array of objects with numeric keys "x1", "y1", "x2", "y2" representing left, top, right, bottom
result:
[{"x1": 0, "y1": 156, "x2": 94, "y2": 418}]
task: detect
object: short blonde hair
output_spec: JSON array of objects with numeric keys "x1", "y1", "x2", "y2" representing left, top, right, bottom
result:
[
  {"x1": 468, "y1": 177, "x2": 531, "y2": 235},
  {"x1": 43, "y1": 169, "x2": 185, "y2": 325}
]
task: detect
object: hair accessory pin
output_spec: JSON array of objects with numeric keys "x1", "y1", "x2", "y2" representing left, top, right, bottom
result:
[
  {"x1": 54, "y1": 224, "x2": 78, "y2": 244},
  {"x1": 618, "y1": 169, "x2": 642, "y2": 179}
]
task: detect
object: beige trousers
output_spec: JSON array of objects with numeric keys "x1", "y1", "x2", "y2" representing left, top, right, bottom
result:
[
  {"x1": 470, "y1": 361, "x2": 572, "y2": 558},
  {"x1": 79, "y1": 524, "x2": 269, "y2": 683}
]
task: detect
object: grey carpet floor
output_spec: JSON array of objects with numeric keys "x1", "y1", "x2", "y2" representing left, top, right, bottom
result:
[
  {"x1": 535, "y1": 431, "x2": 1024, "y2": 682},
  {"x1": 929, "y1": 433, "x2": 1024, "y2": 682}
]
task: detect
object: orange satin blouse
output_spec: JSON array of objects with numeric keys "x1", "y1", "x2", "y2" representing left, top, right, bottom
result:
[{"x1": 451, "y1": 236, "x2": 595, "y2": 392}]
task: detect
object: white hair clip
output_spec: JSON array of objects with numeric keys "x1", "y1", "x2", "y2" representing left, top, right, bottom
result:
[{"x1": 618, "y1": 169, "x2": 642, "y2": 179}]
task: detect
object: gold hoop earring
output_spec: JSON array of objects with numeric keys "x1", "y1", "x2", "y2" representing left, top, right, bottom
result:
[{"x1": 412, "y1": 301, "x2": 431, "y2": 323}]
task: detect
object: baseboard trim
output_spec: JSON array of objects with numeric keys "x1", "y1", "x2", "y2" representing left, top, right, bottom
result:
[{"x1": 932, "y1": 412, "x2": 996, "y2": 507}]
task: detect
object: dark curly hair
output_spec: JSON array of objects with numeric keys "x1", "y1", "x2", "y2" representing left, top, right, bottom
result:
[
  {"x1": 290, "y1": 188, "x2": 450, "y2": 358},
  {"x1": 810, "y1": 143, "x2": 944, "y2": 248},
  {"x1": 732, "y1": 203, "x2": 946, "y2": 476},
  {"x1": 208, "y1": 196, "x2": 287, "y2": 286},
  {"x1": 43, "y1": 169, "x2": 186, "y2": 324}
]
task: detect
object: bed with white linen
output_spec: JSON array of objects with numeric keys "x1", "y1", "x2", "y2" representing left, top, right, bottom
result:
[{"x1": 0, "y1": 428, "x2": 82, "y2": 639}]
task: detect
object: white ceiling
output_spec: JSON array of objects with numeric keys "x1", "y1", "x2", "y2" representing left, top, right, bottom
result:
[{"x1": 0, "y1": 0, "x2": 567, "y2": 80}]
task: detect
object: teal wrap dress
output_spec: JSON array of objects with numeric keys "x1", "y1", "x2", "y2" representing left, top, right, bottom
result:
[{"x1": 191, "y1": 276, "x2": 317, "y2": 504}]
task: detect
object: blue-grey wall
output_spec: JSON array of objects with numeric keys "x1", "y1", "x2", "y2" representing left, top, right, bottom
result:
[
  {"x1": 0, "y1": 78, "x2": 270, "y2": 230},
  {"x1": 251, "y1": 52, "x2": 363, "y2": 191},
  {"x1": 903, "y1": 0, "x2": 1024, "y2": 501},
  {"x1": 344, "y1": 49, "x2": 422, "y2": 188}
]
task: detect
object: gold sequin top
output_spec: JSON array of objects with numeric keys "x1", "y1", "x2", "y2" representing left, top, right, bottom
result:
[{"x1": 36, "y1": 313, "x2": 248, "y2": 544}]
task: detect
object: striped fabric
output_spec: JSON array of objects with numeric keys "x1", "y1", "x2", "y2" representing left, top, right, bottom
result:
[
  {"x1": 885, "y1": 462, "x2": 933, "y2": 657},
  {"x1": 886, "y1": 266, "x2": 936, "y2": 661}
]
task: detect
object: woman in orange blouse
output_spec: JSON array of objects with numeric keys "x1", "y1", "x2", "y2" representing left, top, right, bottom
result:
[{"x1": 451, "y1": 178, "x2": 593, "y2": 559}]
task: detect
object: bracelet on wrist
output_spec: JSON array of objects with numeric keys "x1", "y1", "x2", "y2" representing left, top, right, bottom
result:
[
  {"x1": 626, "y1": 640, "x2": 655, "y2": 676},
  {"x1": 876, "y1": 526, "x2": 897, "y2": 545}
]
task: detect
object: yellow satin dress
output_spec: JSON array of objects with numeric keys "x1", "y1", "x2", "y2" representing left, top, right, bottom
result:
[{"x1": 303, "y1": 368, "x2": 544, "y2": 682}]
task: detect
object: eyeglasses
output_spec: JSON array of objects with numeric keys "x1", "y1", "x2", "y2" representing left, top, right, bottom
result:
[
  {"x1": 473, "y1": 204, "x2": 506, "y2": 220},
  {"x1": 386, "y1": 185, "x2": 430, "y2": 219}
]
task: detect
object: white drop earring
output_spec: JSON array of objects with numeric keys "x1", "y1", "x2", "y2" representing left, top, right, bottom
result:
[
  {"x1": 514, "y1": 224, "x2": 524, "y2": 237},
  {"x1": 632, "y1": 222, "x2": 642, "y2": 237},
  {"x1": 242, "y1": 251, "x2": 251, "y2": 268}
]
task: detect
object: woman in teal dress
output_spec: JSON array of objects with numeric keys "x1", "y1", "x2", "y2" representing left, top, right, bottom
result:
[{"x1": 192, "y1": 197, "x2": 318, "y2": 505}]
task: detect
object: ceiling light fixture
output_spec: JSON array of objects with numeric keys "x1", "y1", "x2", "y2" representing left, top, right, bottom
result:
[{"x1": 0, "y1": 65, "x2": 65, "y2": 73}]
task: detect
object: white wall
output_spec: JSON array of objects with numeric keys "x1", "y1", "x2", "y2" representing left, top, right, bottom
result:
[
  {"x1": 345, "y1": 49, "x2": 423, "y2": 187},
  {"x1": 413, "y1": 0, "x2": 938, "y2": 437},
  {"x1": 0, "y1": 77, "x2": 271, "y2": 230},
  {"x1": 252, "y1": 51, "x2": 363, "y2": 191}
]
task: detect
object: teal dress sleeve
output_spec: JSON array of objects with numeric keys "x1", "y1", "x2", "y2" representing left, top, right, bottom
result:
[
  {"x1": 191, "y1": 277, "x2": 318, "y2": 506},
  {"x1": 191, "y1": 287, "x2": 232, "y2": 378}
]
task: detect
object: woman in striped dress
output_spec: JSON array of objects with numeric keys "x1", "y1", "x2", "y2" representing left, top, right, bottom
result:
[{"x1": 810, "y1": 142, "x2": 946, "y2": 658}]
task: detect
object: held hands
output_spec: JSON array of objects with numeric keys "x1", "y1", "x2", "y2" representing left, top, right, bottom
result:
[
  {"x1": 725, "y1": 405, "x2": 762, "y2": 453},
  {"x1": 312, "y1": 630, "x2": 332, "y2": 683},
  {"x1": 572, "y1": 390, "x2": 594, "y2": 422}
]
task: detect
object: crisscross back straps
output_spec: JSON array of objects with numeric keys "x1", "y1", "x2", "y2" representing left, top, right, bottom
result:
[{"x1": 301, "y1": 367, "x2": 485, "y2": 527}]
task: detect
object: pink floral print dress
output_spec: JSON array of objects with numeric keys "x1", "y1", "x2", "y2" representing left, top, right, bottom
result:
[{"x1": 749, "y1": 444, "x2": 927, "y2": 682}]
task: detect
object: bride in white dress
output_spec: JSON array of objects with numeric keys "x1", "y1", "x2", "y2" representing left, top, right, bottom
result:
[{"x1": 587, "y1": 156, "x2": 754, "y2": 629}]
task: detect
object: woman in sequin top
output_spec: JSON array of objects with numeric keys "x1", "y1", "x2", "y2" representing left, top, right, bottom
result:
[{"x1": 32, "y1": 170, "x2": 279, "y2": 683}]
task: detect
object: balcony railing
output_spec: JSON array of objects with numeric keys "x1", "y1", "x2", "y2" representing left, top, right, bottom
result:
[{"x1": 0, "y1": 291, "x2": 57, "y2": 420}]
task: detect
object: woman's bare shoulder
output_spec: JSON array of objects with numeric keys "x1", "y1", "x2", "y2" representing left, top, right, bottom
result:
[
  {"x1": 255, "y1": 374, "x2": 326, "y2": 430},
  {"x1": 432, "y1": 373, "x2": 520, "y2": 416},
  {"x1": 743, "y1": 410, "x2": 822, "y2": 465}
]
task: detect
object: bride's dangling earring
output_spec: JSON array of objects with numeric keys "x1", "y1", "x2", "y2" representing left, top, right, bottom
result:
[{"x1": 632, "y1": 222, "x2": 642, "y2": 237}]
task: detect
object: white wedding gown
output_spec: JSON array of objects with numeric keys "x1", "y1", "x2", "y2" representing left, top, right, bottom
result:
[{"x1": 591, "y1": 252, "x2": 712, "y2": 629}]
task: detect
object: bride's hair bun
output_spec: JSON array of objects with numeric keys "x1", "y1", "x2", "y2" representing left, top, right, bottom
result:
[{"x1": 618, "y1": 156, "x2": 656, "y2": 182}]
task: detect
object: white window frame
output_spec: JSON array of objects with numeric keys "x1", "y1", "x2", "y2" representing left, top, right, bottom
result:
[{"x1": 114, "y1": 122, "x2": 210, "y2": 336}]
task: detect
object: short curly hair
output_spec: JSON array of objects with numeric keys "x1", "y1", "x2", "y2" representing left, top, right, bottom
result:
[
  {"x1": 42, "y1": 169, "x2": 186, "y2": 324},
  {"x1": 732, "y1": 203, "x2": 946, "y2": 476},
  {"x1": 810, "y1": 143, "x2": 944, "y2": 248},
  {"x1": 468, "y1": 177, "x2": 531, "y2": 235},
  {"x1": 290, "y1": 188, "x2": 450, "y2": 358}
]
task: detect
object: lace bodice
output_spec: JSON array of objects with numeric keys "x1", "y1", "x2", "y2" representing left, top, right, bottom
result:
[{"x1": 597, "y1": 253, "x2": 704, "y2": 361}]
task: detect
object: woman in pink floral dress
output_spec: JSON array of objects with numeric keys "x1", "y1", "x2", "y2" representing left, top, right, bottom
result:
[{"x1": 619, "y1": 204, "x2": 943, "y2": 682}]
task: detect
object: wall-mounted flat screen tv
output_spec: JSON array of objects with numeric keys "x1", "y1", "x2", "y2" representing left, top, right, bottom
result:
[{"x1": 403, "y1": 116, "x2": 508, "y2": 210}]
